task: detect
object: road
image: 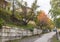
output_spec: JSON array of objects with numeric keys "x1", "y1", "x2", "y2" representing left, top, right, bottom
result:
[
  {"x1": 34, "y1": 32, "x2": 56, "y2": 42},
  {"x1": 4, "y1": 32, "x2": 56, "y2": 42},
  {"x1": 20, "y1": 35, "x2": 41, "y2": 42}
]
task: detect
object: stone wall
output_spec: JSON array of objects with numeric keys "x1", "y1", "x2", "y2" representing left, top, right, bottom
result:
[
  {"x1": 0, "y1": 26, "x2": 42, "y2": 42},
  {"x1": 1, "y1": 26, "x2": 42, "y2": 37}
]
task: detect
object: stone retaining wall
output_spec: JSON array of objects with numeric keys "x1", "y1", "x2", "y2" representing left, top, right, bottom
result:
[{"x1": 0, "y1": 26, "x2": 42, "y2": 42}]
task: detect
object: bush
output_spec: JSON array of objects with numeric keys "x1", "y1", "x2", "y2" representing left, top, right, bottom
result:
[{"x1": 0, "y1": 18, "x2": 4, "y2": 29}]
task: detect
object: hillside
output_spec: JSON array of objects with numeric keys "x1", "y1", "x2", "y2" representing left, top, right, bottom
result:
[
  {"x1": 0, "y1": 8, "x2": 23, "y2": 26},
  {"x1": 0, "y1": 8, "x2": 35, "y2": 30}
]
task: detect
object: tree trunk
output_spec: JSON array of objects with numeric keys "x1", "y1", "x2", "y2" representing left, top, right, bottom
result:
[{"x1": 0, "y1": 24, "x2": 2, "y2": 29}]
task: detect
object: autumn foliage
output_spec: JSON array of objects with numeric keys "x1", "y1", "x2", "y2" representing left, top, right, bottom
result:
[
  {"x1": 37, "y1": 10, "x2": 54, "y2": 29},
  {"x1": 37, "y1": 10, "x2": 48, "y2": 24}
]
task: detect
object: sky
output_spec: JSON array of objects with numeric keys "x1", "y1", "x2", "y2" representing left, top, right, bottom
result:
[
  {"x1": 22, "y1": 0, "x2": 51, "y2": 14},
  {"x1": 6, "y1": 0, "x2": 51, "y2": 18},
  {"x1": 19, "y1": 0, "x2": 51, "y2": 18}
]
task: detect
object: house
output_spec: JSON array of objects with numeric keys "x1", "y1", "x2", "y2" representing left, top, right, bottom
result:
[
  {"x1": 28, "y1": 20, "x2": 36, "y2": 26},
  {"x1": 16, "y1": 7, "x2": 36, "y2": 25},
  {"x1": 0, "y1": 0, "x2": 11, "y2": 10},
  {"x1": 16, "y1": 6, "x2": 31, "y2": 13}
]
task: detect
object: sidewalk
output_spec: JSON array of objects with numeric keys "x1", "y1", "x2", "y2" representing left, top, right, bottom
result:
[{"x1": 34, "y1": 32, "x2": 56, "y2": 42}]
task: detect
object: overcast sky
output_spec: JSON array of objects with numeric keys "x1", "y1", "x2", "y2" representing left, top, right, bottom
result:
[
  {"x1": 21, "y1": 0, "x2": 51, "y2": 14},
  {"x1": 18, "y1": 0, "x2": 51, "y2": 18},
  {"x1": 20, "y1": 0, "x2": 51, "y2": 18}
]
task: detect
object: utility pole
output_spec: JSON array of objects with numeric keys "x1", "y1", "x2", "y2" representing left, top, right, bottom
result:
[
  {"x1": 55, "y1": 27, "x2": 59, "y2": 40},
  {"x1": 54, "y1": 17, "x2": 59, "y2": 40},
  {"x1": 12, "y1": 0, "x2": 14, "y2": 16}
]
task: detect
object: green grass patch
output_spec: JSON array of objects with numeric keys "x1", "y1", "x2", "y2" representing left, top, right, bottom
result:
[
  {"x1": 6, "y1": 39, "x2": 20, "y2": 42},
  {"x1": 6, "y1": 23, "x2": 35, "y2": 31},
  {"x1": 52, "y1": 36, "x2": 60, "y2": 42}
]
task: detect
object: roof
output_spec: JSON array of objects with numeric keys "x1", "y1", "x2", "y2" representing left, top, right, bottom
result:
[{"x1": 0, "y1": 0, "x2": 10, "y2": 5}]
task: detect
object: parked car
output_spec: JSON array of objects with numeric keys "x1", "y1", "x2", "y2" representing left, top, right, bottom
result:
[
  {"x1": 42, "y1": 29, "x2": 50, "y2": 33},
  {"x1": 53, "y1": 29, "x2": 57, "y2": 32}
]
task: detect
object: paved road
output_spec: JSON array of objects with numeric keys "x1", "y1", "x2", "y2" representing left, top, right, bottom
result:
[
  {"x1": 20, "y1": 35, "x2": 41, "y2": 42},
  {"x1": 34, "y1": 32, "x2": 56, "y2": 42},
  {"x1": 4, "y1": 32, "x2": 56, "y2": 42}
]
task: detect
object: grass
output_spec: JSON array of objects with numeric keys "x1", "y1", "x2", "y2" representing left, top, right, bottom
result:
[
  {"x1": 6, "y1": 23, "x2": 35, "y2": 30},
  {"x1": 6, "y1": 39, "x2": 20, "y2": 42},
  {"x1": 52, "y1": 36, "x2": 60, "y2": 42}
]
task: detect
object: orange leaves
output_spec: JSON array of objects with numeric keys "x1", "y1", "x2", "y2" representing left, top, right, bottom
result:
[
  {"x1": 37, "y1": 10, "x2": 48, "y2": 23},
  {"x1": 37, "y1": 10, "x2": 54, "y2": 29}
]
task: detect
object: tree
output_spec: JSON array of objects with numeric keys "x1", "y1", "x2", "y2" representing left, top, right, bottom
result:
[
  {"x1": 50, "y1": 0, "x2": 60, "y2": 40},
  {"x1": 47, "y1": 18, "x2": 54, "y2": 31},
  {"x1": 6, "y1": 0, "x2": 21, "y2": 24},
  {"x1": 16, "y1": 0, "x2": 39, "y2": 25},
  {"x1": 37, "y1": 10, "x2": 54, "y2": 31},
  {"x1": 56, "y1": 18, "x2": 60, "y2": 28},
  {"x1": 50, "y1": 0, "x2": 60, "y2": 27},
  {"x1": 37, "y1": 10, "x2": 48, "y2": 29},
  {"x1": 0, "y1": 18, "x2": 4, "y2": 29}
]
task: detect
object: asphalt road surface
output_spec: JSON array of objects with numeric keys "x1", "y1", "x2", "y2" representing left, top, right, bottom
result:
[
  {"x1": 34, "y1": 32, "x2": 56, "y2": 42},
  {"x1": 20, "y1": 35, "x2": 41, "y2": 42}
]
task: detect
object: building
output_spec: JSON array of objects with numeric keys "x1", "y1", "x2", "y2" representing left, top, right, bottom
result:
[
  {"x1": 16, "y1": 6, "x2": 31, "y2": 13},
  {"x1": 0, "y1": 0, "x2": 11, "y2": 10},
  {"x1": 16, "y1": 6, "x2": 36, "y2": 25},
  {"x1": 28, "y1": 20, "x2": 36, "y2": 26}
]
